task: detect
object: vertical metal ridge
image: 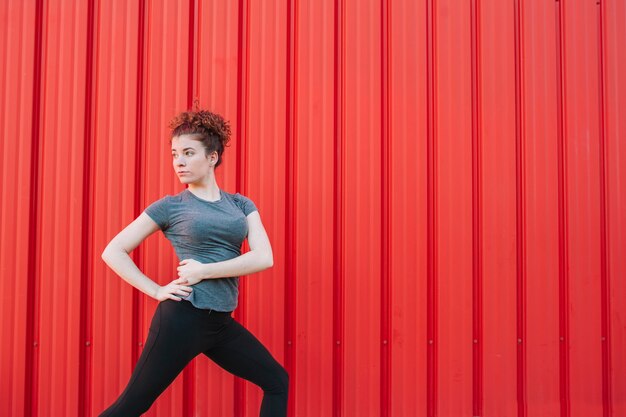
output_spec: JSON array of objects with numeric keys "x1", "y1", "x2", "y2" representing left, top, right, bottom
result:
[
  {"x1": 596, "y1": 2, "x2": 612, "y2": 416},
  {"x1": 78, "y1": 0, "x2": 97, "y2": 414},
  {"x1": 285, "y1": 1, "x2": 298, "y2": 416},
  {"x1": 380, "y1": 0, "x2": 391, "y2": 416},
  {"x1": 187, "y1": 0, "x2": 197, "y2": 108},
  {"x1": 25, "y1": 0, "x2": 45, "y2": 414},
  {"x1": 183, "y1": 1, "x2": 197, "y2": 415},
  {"x1": 470, "y1": 0, "x2": 483, "y2": 416},
  {"x1": 554, "y1": 2, "x2": 570, "y2": 416},
  {"x1": 235, "y1": 0, "x2": 250, "y2": 415},
  {"x1": 333, "y1": 0, "x2": 345, "y2": 415},
  {"x1": 514, "y1": 1, "x2": 528, "y2": 416},
  {"x1": 426, "y1": 0, "x2": 437, "y2": 416},
  {"x1": 380, "y1": 0, "x2": 391, "y2": 414},
  {"x1": 236, "y1": 0, "x2": 249, "y2": 196},
  {"x1": 132, "y1": 0, "x2": 148, "y2": 369}
]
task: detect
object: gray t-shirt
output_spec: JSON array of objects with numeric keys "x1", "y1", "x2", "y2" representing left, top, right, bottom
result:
[{"x1": 143, "y1": 188, "x2": 258, "y2": 311}]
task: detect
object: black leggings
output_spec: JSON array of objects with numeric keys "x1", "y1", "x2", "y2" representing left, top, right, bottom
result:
[{"x1": 99, "y1": 299, "x2": 289, "y2": 417}]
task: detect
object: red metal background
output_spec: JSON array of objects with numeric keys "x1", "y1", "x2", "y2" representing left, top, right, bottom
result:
[{"x1": 0, "y1": 1, "x2": 625, "y2": 416}]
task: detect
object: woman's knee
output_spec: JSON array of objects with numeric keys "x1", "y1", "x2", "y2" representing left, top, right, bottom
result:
[{"x1": 267, "y1": 364, "x2": 289, "y2": 394}]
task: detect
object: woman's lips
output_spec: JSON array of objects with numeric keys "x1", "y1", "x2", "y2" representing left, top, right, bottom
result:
[{"x1": 178, "y1": 171, "x2": 189, "y2": 175}]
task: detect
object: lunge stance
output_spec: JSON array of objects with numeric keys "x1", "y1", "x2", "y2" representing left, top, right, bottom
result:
[{"x1": 99, "y1": 109, "x2": 288, "y2": 416}]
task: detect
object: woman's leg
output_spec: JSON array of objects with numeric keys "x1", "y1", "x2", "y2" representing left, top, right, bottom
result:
[
  {"x1": 99, "y1": 301, "x2": 205, "y2": 417},
  {"x1": 203, "y1": 318, "x2": 289, "y2": 417}
]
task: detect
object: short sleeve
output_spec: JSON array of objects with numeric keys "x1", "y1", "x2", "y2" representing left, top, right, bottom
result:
[
  {"x1": 143, "y1": 196, "x2": 170, "y2": 230},
  {"x1": 235, "y1": 193, "x2": 258, "y2": 216}
]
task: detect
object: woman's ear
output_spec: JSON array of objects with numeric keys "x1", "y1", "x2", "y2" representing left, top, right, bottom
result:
[{"x1": 207, "y1": 151, "x2": 218, "y2": 165}]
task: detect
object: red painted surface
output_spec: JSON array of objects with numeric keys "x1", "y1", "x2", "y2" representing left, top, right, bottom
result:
[{"x1": 0, "y1": 1, "x2": 624, "y2": 416}]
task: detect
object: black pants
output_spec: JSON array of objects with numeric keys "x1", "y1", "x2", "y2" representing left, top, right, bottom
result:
[{"x1": 99, "y1": 299, "x2": 289, "y2": 417}]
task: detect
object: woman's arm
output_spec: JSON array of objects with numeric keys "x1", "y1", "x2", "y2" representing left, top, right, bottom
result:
[
  {"x1": 102, "y1": 212, "x2": 193, "y2": 301},
  {"x1": 179, "y1": 211, "x2": 273, "y2": 281}
]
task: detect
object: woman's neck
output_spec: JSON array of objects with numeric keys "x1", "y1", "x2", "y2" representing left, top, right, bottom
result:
[{"x1": 187, "y1": 180, "x2": 221, "y2": 201}]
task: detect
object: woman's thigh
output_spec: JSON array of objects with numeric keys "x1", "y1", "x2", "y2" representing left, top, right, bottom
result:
[{"x1": 202, "y1": 318, "x2": 288, "y2": 390}]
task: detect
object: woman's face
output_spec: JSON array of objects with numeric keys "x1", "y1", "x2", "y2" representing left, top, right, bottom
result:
[{"x1": 171, "y1": 134, "x2": 216, "y2": 185}]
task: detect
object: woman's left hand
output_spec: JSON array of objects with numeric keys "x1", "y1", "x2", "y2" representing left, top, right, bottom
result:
[{"x1": 177, "y1": 259, "x2": 205, "y2": 285}]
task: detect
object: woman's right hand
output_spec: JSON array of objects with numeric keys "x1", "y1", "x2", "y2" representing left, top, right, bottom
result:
[{"x1": 154, "y1": 278, "x2": 193, "y2": 301}]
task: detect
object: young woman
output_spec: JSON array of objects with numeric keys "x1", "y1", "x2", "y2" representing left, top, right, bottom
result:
[{"x1": 99, "y1": 109, "x2": 289, "y2": 417}]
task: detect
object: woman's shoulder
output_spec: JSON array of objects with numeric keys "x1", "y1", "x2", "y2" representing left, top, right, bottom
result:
[
  {"x1": 144, "y1": 193, "x2": 183, "y2": 230},
  {"x1": 223, "y1": 190, "x2": 247, "y2": 198},
  {"x1": 223, "y1": 191, "x2": 258, "y2": 215},
  {"x1": 222, "y1": 190, "x2": 253, "y2": 204},
  {"x1": 146, "y1": 191, "x2": 185, "y2": 209}
]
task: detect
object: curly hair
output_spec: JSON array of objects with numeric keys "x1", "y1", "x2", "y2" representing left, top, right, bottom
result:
[{"x1": 168, "y1": 109, "x2": 232, "y2": 169}]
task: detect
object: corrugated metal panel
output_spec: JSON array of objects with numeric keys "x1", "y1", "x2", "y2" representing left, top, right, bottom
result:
[
  {"x1": 432, "y1": 1, "x2": 475, "y2": 415},
  {"x1": 479, "y1": 0, "x2": 517, "y2": 415},
  {"x1": 390, "y1": 0, "x2": 427, "y2": 416},
  {"x1": 605, "y1": 1, "x2": 626, "y2": 416},
  {"x1": 0, "y1": 1, "x2": 624, "y2": 416},
  {"x1": 522, "y1": 2, "x2": 560, "y2": 416},
  {"x1": 91, "y1": 1, "x2": 141, "y2": 415},
  {"x1": 563, "y1": 2, "x2": 604, "y2": 416},
  {"x1": 0, "y1": 1, "x2": 37, "y2": 416},
  {"x1": 32, "y1": 0, "x2": 91, "y2": 416},
  {"x1": 293, "y1": 0, "x2": 337, "y2": 414}
]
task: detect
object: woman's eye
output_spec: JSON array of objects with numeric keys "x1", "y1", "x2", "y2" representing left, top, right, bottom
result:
[{"x1": 185, "y1": 152, "x2": 193, "y2": 156}]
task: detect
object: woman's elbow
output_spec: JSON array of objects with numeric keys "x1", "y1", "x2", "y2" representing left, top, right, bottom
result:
[
  {"x1": 101, "y1": 242, "x2": 125, "y2": 263},
  {"x1": 101, "y1": 245, "x2": 115, "y2": 264},
  {"x1": 262, "y1": 251, "x2": 274, "y2": 269}
]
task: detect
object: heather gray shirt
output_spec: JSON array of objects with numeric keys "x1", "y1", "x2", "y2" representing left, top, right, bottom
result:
[{"x1": 143, "y1": 188, "x2": 258, "y2": 311}]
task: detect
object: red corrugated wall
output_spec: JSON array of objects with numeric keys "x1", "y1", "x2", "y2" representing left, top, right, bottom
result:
[{"x1": 1, "y1": 0, "x2": 624, "y2": 416}]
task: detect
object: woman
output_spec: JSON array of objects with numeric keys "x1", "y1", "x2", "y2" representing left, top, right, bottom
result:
[{"x1": 99, "y1": 109, "x2": 289, "y2": 417}]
